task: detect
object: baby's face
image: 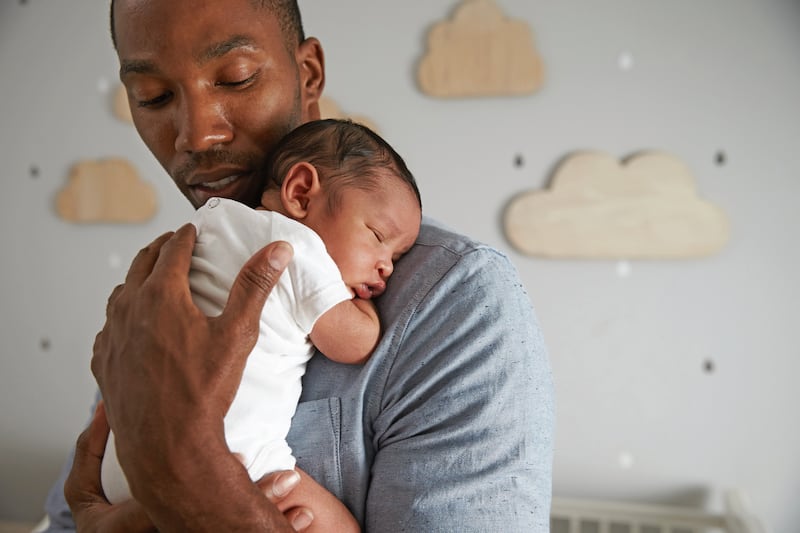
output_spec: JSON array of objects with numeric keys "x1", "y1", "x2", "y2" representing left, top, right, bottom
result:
[{"x1": 306, "y1": 176, "x2": 421, "y2": 299}]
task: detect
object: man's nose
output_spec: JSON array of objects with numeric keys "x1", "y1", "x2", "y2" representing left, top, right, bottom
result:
[{"x1": 174, "y1": 93, "x2": 233, "y2": 153}]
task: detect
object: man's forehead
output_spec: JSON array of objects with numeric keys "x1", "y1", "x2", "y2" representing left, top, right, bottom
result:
[
  {"x1": 114, "y1": 0, "x2": 284, "y2": 57},
  {"x1": 196, "y1": 35, "x2": 260, "y2": 64},
  {"x1": 118, "y1": 35, "x2": 259, "y2": 78}
]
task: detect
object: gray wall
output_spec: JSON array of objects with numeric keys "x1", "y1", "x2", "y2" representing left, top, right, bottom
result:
[{"x1": 1, "y1": 1, "x2": 798, "y2": 531}]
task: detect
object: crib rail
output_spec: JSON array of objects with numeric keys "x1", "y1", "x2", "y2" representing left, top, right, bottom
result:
[{"x1": 550, "y1": 490, "x2": 767, "y2": 533}]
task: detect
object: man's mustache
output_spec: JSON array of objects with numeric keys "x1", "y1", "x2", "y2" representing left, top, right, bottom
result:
[{"x1": 173, "y1": 150, "x2": 260, "y2": 182}]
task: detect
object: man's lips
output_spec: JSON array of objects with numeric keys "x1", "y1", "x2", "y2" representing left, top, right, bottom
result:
[
  {"x1": 197, "y1": 175, "x2": 240, "y2": 190},
  {"x1": 186, "y1": 170, "x2": 254, "y2": 206},
  {"x1": 186, "y1": 167, "x2": 250, "y2": 188}
]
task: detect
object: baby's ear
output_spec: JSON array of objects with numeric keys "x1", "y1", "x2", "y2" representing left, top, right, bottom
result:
[{"x1": 281, "y1": 162, "x2": 322, "y2": 218}]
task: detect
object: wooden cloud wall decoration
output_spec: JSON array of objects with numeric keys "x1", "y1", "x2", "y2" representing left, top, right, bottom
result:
[
  {"x1": 503, "y1": 152, "x2": 730, "y2": 259},
  {"x1": 417, "y1": 0, "x2": 544, "y2": 98},
  {"x1": 56, "y1": 158, "x2": 157, "y2": 224}
]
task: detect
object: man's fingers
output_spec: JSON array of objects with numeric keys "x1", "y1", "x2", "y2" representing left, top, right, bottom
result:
[
  {"x1": 255, "y1": 470, "x2": 313, "y2": 531},
  {"x1": 220, "y1": 241, "x2": 293, "y2": 338},
  {"x1": 124, "y1": 231, "x2": 175, "y2": 286},
  {"x1": 81, "y1": 402, "x2": 110, "y2": 460},
  {"x1": 105, "y1": 284, "x2": 125, "y2": 318},
  {"x1": 65, "y1": 402, "x2": 110, "y2": 506},
  {"x1": 285, "y1": 508, "x2": 314, "y2": 531},
  {"x1": 66, "y1": 406, "x2": 155, "y2": 532},
  {"x1": 258, "y1": 470, "x2": 301, "y2": 502},
  {"x1": 149, "y1": 224, "x2": 197, "y2": 283}
]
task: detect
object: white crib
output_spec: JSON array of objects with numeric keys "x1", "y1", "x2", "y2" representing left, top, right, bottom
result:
[{"x1": 551, "y1": 490, "x2": 767, "y2": 533}]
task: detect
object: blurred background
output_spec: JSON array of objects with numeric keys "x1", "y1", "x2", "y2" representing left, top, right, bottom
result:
[{"x1": 1, "y1": 1, "x2": 798, "y2": 531}]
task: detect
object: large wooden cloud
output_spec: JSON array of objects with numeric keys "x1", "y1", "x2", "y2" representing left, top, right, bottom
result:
[
  {"x1": 504, "y1": 152, "x2": 730, "y2": 259},
  {"x1": 417, "y1": 0, "x2": 544, "y2": 98},
  {"x1": 56, "y1": 158, "x2": 157, "y2": 223}
]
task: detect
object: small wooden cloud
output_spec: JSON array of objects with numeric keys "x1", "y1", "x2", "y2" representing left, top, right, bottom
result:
[
  {"x1": 319, "y1": 96, "x2": 380, "y2": 133},
  {"x1": 417, "y1": 0, "x2": 544, "y2": 98},
  {"x1": 504, "y1": 152, "x2": 730, "y2": 259},
  {"x1": 56, "y1": 158, "x2": 157, "y2": 224}
]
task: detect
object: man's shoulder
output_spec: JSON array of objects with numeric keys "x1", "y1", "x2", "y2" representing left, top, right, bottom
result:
[
  {"x1": 391, "y1": 217, "x2": 486, "y2": 289},
  {"x1": 402, "y1": 216, "x2": 515, "y2": 281},
  {"x1": 415, "y1": 216, "x2": 487, "y2": 257},
  {"x1": 380, "y1": 217, "x2": 520, "y2": 319}
]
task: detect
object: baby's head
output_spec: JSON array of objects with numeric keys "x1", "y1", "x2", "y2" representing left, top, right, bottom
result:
[{"x1": 261, "y1": 119, "x2": 422, "y2": 299}]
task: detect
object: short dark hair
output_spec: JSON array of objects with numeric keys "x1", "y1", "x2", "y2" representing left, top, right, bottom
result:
[
  {"x1": 109, "y1": 0, "x2": 305, "y2": 51},
  {"x1": 265, "y1": 119, "x2": 422, "y2": 212}
]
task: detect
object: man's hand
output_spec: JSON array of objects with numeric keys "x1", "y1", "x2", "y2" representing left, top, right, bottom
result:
[
  {"x1": 64, "y1": 402, "x2": 154, "y2": 533},
  {"x1": 65, "y1": 403, "x2": 315, "y2": 531},
  {"x1": 259, "y1": 468, "x2": 361, "y2": 533},
  {"x1": 93, "y1": 224, "x2": 292, "y2": 438},
  {"x1": 88, "y1": 224, "x2": 299, "y2": 530}
]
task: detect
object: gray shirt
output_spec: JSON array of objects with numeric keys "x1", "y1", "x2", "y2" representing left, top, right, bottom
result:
[{"x1": 44, "y1": 217, "x2": 555, "y2": 532}]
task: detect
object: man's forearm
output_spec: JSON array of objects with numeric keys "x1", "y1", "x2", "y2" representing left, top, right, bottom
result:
[{"x1": 130, "y1": 436, "x2": 294, "y2": 532}]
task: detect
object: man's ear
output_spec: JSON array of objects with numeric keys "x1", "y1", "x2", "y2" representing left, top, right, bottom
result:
[
  {"x1": 296, "y1": 37, "x2": 325, "y2": 121},
  {"x1": 281, "y1": 162, "x2": 322, "y2": 218}
]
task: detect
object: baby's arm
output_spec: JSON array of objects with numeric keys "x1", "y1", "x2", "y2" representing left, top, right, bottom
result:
[{"x1": 309, "y1": 298, "x2": 380, "y2": 365}]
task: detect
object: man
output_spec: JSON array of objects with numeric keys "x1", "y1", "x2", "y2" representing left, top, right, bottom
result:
[{"x1": 44, "y1": 1, "x2": 555, "y2": 531}]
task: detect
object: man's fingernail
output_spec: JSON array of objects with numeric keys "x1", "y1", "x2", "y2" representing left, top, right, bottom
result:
[
  {"x1": 291, "y1": 509, "x2": 314, "y2": 531},
  {"x1": 273, "y1": 470, "x2": 301, "y2": 498},
  {"x1": 269, "y1": 242, "x2": 293, "y2": 270}
]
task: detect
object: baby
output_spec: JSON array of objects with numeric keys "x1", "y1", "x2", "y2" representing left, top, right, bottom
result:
[{"x1": 101, "y1": 119, "x2": 422, "y2": 510}]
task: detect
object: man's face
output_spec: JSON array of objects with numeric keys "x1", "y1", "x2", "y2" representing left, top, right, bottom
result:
[{"x1": 114, "y1": 0, "x2": 324, "y2": 209}]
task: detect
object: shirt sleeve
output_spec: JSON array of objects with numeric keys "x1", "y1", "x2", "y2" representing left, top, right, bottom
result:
[
  {"x1": 365, "y1": 247, "x2": 555, "y2": 532},
  {"x1": 283, "y1": 221, "x2": 352, "y2": 333},
  {"x1": 41, "y1": 454, "x2": 76, "y2": 532}
]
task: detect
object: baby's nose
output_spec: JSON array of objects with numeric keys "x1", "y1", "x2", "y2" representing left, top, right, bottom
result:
[{"x1": 378, "y1": 260, "x2": 393, "y2": 280}]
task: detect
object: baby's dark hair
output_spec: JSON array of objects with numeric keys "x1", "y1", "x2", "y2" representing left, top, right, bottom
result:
[{"x1": 264, "y1": 119, "x2": 421, "y2": 212}]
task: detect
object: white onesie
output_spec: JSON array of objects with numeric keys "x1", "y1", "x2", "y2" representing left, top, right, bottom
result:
[{"x1": 101, "y1": 197, "x2": 352, "y2": 504}]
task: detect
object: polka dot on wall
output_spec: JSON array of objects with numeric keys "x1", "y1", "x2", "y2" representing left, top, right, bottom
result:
[
  {"x1": 616, "y1": 260, "x2": 632, "y2": 278},
  {"x1": 618, "y1": 451, "x2": 635, "y2": 470},
  {"x1": 108, "y1": 253, "x2": 123, "y2": 269},
  {"x1": 617, "y1": 51, "x2": 634, "y2": 72},
  {"x1": 97, "y1": 77, "x2": 111, "y2": 94}
]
